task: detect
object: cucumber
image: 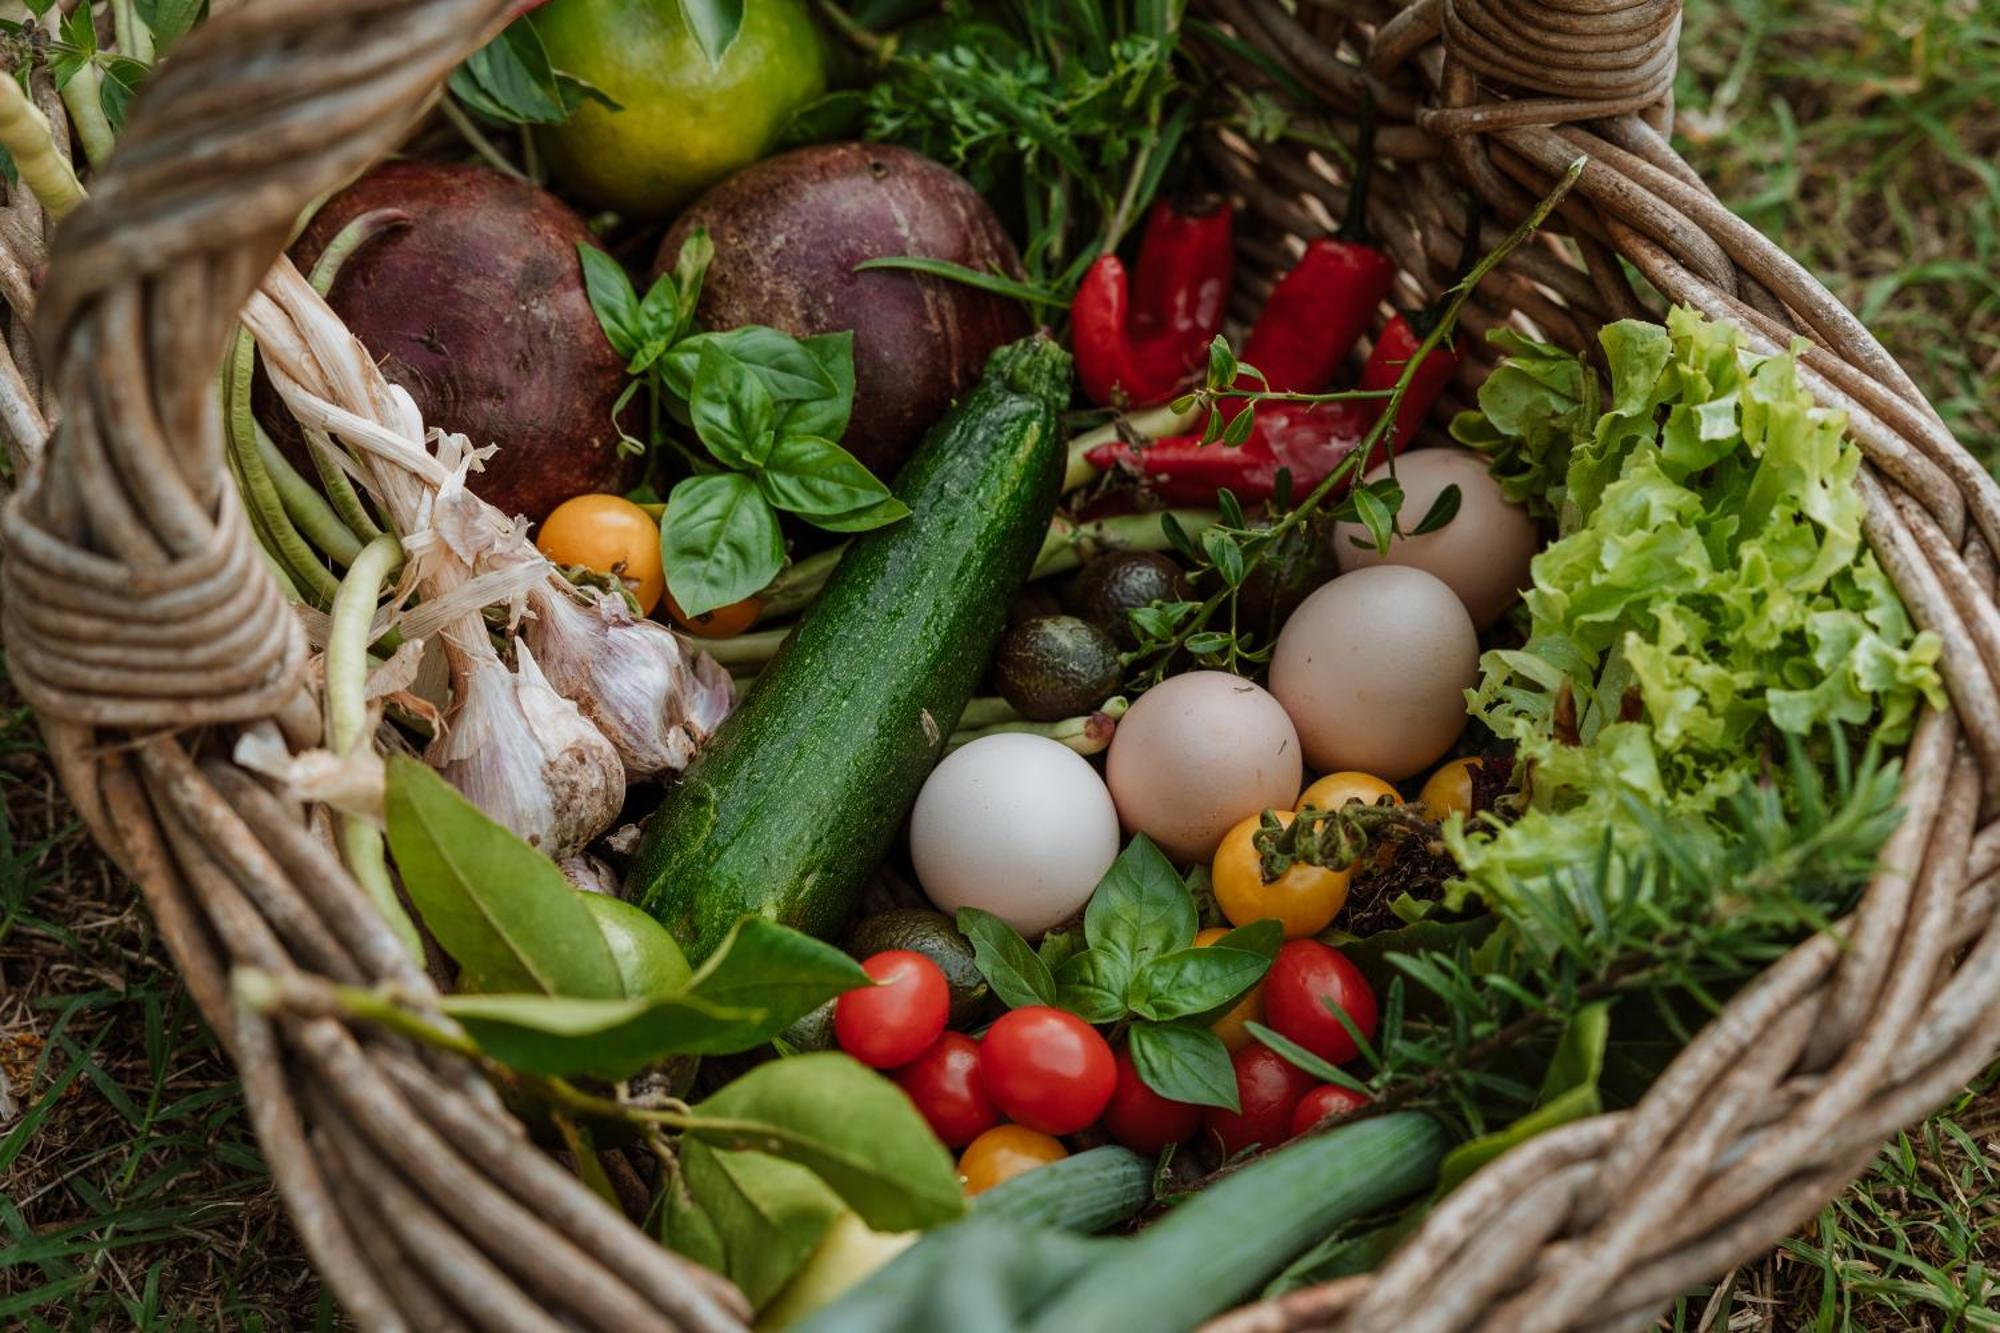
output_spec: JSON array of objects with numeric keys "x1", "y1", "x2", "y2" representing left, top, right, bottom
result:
[
  {"x1": 634, "y1": 335, "x2": 1072, "y2": 960},
  {"x1": 971, "y1": 1146, "x2": 1152, "y2": 1232},
  {"x1": 1023, "y1": 1113, "x2": 1447, "y2": 1333}
]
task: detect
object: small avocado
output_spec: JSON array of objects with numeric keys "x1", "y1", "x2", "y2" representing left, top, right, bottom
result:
[
  {"x1": 843, "y1": 909, "x2": 990, "y2": 1026},
  {"x1": 993, "y1": 615, "x2": 1123, "y2": 721},
  {"x1": 1067, "y1": 551, "x2": 1189, "y2": 647}
]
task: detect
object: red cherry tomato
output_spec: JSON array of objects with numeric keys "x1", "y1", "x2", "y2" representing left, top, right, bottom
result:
[
  {"x1": 1263, "y1": 940, "x2": 1379, "y2": 1067},
  {"x1": 978, "y1": 1006, "x2": 1117, "y2": 1135},
  {"x1": 834, "y1": 951, "x2": 950, "y2": 1069},
  {"x1": 893, "y1": 1033, "x2": 999, "y2": 1149},
  {"x1": 1100, "y1": 1048, "x2": 1203, "y2": 1154},
  {"x1": 1203, "y1": 1043, "x2": 1312, "y2": 1157},
  {"x1": 1290, "y1": 1083, "x2": 1370, "y2": 1138}
]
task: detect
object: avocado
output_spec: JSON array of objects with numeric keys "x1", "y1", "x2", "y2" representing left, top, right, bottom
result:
[
  {"x1": 1067, "y1": 550, "x2": 1189, "y2": 647},
  {"x1": 843, "y1": 909, "x2": 990, "y2": 1026},
  {"x1": 993, "y1": 615, "x2": 1122, "y2": 721}
]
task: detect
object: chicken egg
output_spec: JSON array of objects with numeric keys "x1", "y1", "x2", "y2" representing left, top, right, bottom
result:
[
  {"x1": 910, "y1": 732, "x2": 1121, "y2": 936},
  {"x1": 1105, "y1": 670, "x2": 1303, "y2": 863},
  {"x1": 1269, "y1": 566, "x2": 1478, "y2": 780},
  {"x1": 1334, "y1": 448, "x2": 1538, "y2": 629}
]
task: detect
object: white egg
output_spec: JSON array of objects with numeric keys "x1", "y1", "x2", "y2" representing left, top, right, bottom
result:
[
  {"x1": 910, "y1": 732, "x2": 1121, "y2": 936},
  {"x1": 1269, "y1": 566, "x2": 1479, "y2": 780},
  {"x1": 1333, "y1": 448, "x2": 1539, "y2": 629},
  {"x1": 1105, "y1": 670, "x2": 1303, "y2": 863}
]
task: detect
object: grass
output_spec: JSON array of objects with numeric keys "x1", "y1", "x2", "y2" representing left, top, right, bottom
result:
[{"x1": 1, "y1": 0, "x2": 1997, "y2": 1326}]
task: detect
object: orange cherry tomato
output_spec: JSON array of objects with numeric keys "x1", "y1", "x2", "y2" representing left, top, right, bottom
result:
[
  {"x1": 957, "y1": 1124, "x2": 1067, "y2": 1195},
  {"x1": 665, "y1": 589, "x2": 764, "y2": 638},
  {"x1": 1419, "y1": 758, "x2": 1478, "y2": 819},
  {"x1": 1195, "y1": 926, "x2": 1265, "y2": 1052},
  {"x1": 1212, "y1": 810, "x2": 1350, "y2": 940},
  {"x1": 536, "y1": 494, "x2": 665, "y2": 616},
  {"x1": 1295, "y1": 771, "x2": 1399, "y2": 814}
]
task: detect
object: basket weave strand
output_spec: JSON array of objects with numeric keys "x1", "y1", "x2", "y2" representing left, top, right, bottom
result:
[{"x1": 0, "y1": 0, "x2": 1995, "y2": 1329}]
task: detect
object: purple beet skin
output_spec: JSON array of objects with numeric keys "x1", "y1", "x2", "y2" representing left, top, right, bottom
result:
[
  {"x1": 659, "y1": 143, "x2": 1031, "y2": 479},
  {"x1": 283, "y1": 160, "x2": 633, "y2": 523}
]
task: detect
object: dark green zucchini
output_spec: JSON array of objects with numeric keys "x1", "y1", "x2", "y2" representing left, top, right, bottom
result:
[{"x1": 633, "y1": 335, "x2": 1072, "y2": 960}]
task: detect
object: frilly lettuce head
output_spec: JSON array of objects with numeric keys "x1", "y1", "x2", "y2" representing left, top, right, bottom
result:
[{"x1": 1445, "y1": 307, "x2": 1942, "y2": 924}]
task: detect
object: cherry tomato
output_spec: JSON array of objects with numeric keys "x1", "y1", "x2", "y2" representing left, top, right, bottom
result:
[
  {"x1": 665, "y1": 589, "x2": 764, "y2": 638},
  {"x1": 1100, "y1": 1048, "x2": 1203, "y2": 1154},
  {"x1": 893, "y1": 1033, "x2": 999, "y2": 1148},
  {"x1": 1212, "y1": 810, "x2": 1351, "y2": 939},
  {"x1": 834, "y1": 951, "x2": 949, "y2": 1069},
  {"x1": 1419, "y1": 757, "x2": 1478, "y2": 819},
  {"x1": 1295, "y1": 772, "x2": 1399, "y2": 814},
  {"x1": 978, "y1": 1006, "x2": 1117, "y2": 1135},
  {"x1": 1290, "y1": 1083, "x2": 1370, "y2": 1138},
  {"x1": 536, "y1": 494, "x2": 665, "y2": 616},
  {"x1": 1203, "y1": 1043, "x2": 1312, "y2": 1157},
  {"x1": 1195, "y1": 926, "x2": 1264, "y2": 1052},
  {"x1": 1263, "y1": 940, "x2": 1379, "y2": 1066},
  {"x1": 957, "y1": 1124, "x2": 1067, "y2": 1195}
]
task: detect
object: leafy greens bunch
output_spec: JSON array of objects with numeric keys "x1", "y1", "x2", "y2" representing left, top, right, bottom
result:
[
  {"x1": 580, "y1": 234, "x2": 909, "y2": 618},
  {"x1": 1448, "y1": 307, "x2": 1942, "y2": 930},
  {"x1": 958, "y1": 835, "x2": 1280, "y2": 1113}
]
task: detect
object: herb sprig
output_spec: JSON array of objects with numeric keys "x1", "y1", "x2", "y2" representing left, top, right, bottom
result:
[{"x1": 579, "y1": 233, "x2": 908, "y2": 617}]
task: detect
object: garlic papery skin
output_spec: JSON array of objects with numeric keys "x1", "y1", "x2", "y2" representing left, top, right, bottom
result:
[
  {"x1": 522, "y1": 583, "x2": 736, "y2": 782},
  {"x1": 425, "y1": 628, "x2": 625, "y2": 858}
]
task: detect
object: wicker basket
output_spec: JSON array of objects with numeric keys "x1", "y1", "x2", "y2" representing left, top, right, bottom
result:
[{"x1": 5, "y1": 0, "x2": 1997, "y2": 1328}]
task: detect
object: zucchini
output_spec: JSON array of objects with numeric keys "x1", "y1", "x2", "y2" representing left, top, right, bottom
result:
[
  {"x1": 1023, "y1": 1113, "x2": 1447, "y2": 1333},
  {"x1": 971, "y1": 1146, "x2": 1153, "y2": 1233},
  {"x1": 634, "y1": 335, "x2": 1072, "y2": 960}
]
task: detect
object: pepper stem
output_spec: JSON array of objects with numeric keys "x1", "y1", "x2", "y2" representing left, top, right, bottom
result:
[{"x1": 1337, "y1": 92, "x2": 1378, "y2": 245}]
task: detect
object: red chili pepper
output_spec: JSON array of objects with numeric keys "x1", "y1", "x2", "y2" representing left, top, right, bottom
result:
[
  {"x1": 1238, "y1": 240, "x2": 1394, "y2": 396},
  {"x1": 1359, "y1": 313, "x2": 1461, "y2": 451},
  {"x1": 1072, "y1": 199, "x2": 1234, "y2": 408}
]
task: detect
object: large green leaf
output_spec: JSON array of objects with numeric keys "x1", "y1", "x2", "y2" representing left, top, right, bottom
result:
[
  {"x1": 383, "y1": 756, "x2": 621, "y2": 999},
  {"x1": 692, "y1": 1054, "x2": 965, "y2": 1232},
  {"x1": 436, "y1": 917, "x2": 867, "y2": 1076},
  {"x1": 1083, "y1": 834, "x2": 1196, "y2": 1002},
  {"x1": 1127, "y1": 1021, "x2": 1238, "y2": 1112},
  {"x1": 956, "y1": 908, "x2": 1057, "y2": 1009},
  {"x1": 1127, "y1": 947, "x2": 1268, "y2": 1022},
  {"x1": 681, "y1": 1142, "x2": 845, "y2": 1310}
]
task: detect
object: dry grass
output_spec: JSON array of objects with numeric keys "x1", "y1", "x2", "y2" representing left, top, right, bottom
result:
[{"x1": 2, "y1": 0, "x2": 1998, "y2": 1326}]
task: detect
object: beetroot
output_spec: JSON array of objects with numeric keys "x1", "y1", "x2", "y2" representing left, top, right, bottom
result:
[
  {"x1": 658, "y1": 143, "x2": 1030, "y2": 479},
  {"x1": 280, "y1": 161, "x2": 632, "y2": 523}
]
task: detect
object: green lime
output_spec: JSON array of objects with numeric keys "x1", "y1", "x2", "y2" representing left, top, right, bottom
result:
[
  {"x1": 580, "y1": 892, "x2": 693, "y2": 998},
  {"x1": 532, "y1": 0, "x2": 828, "y2": 218}
]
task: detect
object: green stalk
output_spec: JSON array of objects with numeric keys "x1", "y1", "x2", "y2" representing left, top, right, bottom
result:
[
  {"x1": 60, "y1": 66, "x2": 115, "y2": 169},
  {"x1": 256, "y1": 423, "x2": 363, "y2": 566},
  {"x1": 222, "y1": 328, "x2": 341, "y2": 606},
  {"x1": 756, "y1": 545, "x2": 847, "y2": 621},
  {"x1": 326, "y1": 535, "x2": 423, "y2": 959},
  {"x1": 955, "y1": 697, "x2": 1021, "y2": 730},
  {"x1": 1063, "y1": 401, "x2": 1197, "y2": 492},
  {"x1": 947, "y1": 698, "x2": 1128, "y2": 756},
  {"x1": 692, "y1": 626, "x2": 790, "y2": 669},
  {"x1": 1033, "y1": 509, "x2": 1218, "y2": 579}
]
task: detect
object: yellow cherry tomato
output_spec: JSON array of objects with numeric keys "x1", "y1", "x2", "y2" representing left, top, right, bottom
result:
[
  {"x1": 665, "y1": 590, "x2": 765, "y2": 639},
  {"x1": 1212, "y1": 810, "x2": 1350, "y2": 940},
  {"x1": 536, "y1": 494, "x2": 665, "y2": 616},
  {"x1": 1195, "y1": 926, "x2": 1264, "y2": 1051},
  {"x1": 957, "y1": 1124, "x2": 1067, "y2": 1195},
  {"x1": 1419, "y1": 758, "x2": 1479, "y2": 819},
  {"x1": 1295, "y1": 771, "x2": 1400, "y2": 814}
]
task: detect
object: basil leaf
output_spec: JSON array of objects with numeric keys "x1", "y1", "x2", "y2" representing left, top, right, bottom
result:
[
  {"x1": 575, "y1": 244, "x2": 640, "y2": 360},
  {"x1": 1083, "y1": 835, "x2": 1196, "y2": 1003},
  {"x1": 383, "y1": 755, "x2": 622, "y2": 999},
  {"x1": 679, "y1": 0, "x2": 745, "y2": 66},
  {"x1": 1127, "y1": 1021, "x2": 1238, "y2": 1112},
  {"x1": 693, "y1": 1054, "x2": 965, "y2": 1231},
  {"x1": 438, "y1": 917, "x2": 868, "y2": 1076},
  {"x1": 662, "y1": 474, "x2": 785, "y2": 617},
  {"x1": 670, "y1": 228, "x2": 715, "y2": 328},
  {"x1": 782, "y1": 332, "x2": 857, "y2": 440},
  {"x1": 1128, "y1": 946, "x2": 1270, "y2": 1022},
  {"x1": 1244, "y1": 1021, "x2": 1368, "y2": 1091},
  {"x1": 664, "y1": 327, "x2": 838, "y2": 405},
  {"x1": 448, "y1": 17, "x2": 572, "y2": 126},
  {"x1": 757, "y1": 435, "x2": 895, "y2": 517},
  {"x1": 691, "y1": 342, "x2": 777, "y2": 468},
  {"x1": 955, "y1": 907, "x2": 1057, "y2": 1009},
  {"x1": 1053, "y1": 949, "x2": 1127, "y2": 1024},
  {"x1": 680, "y1": 1143, "x2": 843, "y2": 1311},
  {"x1": 807, "y1": 494, "x2": 911, "y2": 534},
  {"x1": 1210, "y1": 919, "x2": 1284, "y2": 961}
]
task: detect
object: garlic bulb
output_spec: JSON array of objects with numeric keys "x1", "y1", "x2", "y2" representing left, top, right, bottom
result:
[
  {"x1": 425, "y1": 629, "x2": 625, "y2": 858},
  {"x1": 523, "y1": 583, "x2": 735, "y2": 781}
]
